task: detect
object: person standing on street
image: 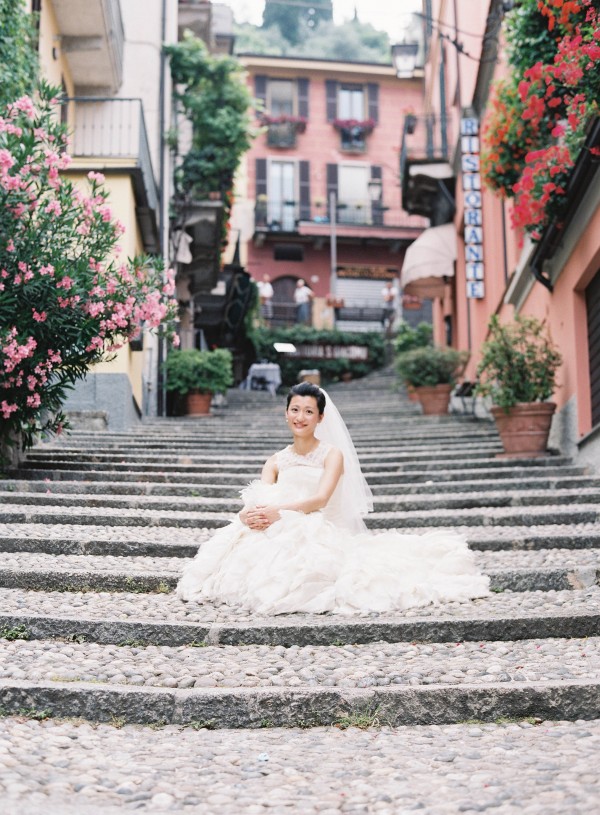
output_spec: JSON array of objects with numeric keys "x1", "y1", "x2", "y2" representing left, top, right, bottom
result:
[
  {"x1": 381, "y1": 280, "x2": 399, "y2": 330},
  {"x1": 257, "y1": 273, "x2": 274, "y2": 323},
  {"x1": 294, "y1": 278, "x2": 314, "y2": 325}
]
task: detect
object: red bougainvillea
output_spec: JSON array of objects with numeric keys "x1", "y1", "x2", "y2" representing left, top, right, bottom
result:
[{"x1": 481, "y1": 0, "x2": 600, "y2": 238}]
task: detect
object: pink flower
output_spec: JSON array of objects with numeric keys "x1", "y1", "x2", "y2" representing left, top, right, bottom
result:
[
  {"x1": 87, "y1": 171, "x2": 105, "y2": 184},
  {"x1": 0, "y1": 148, "x2": 15, "y2": 173},
  {"x1": 1, "y1": 401, "x2": 18, "y2": 419},
  {"x1": 44, "y1": 200, "x2": 62, "y2": 217},
  {"x1": 6, "y1": 239, "x2": 15, "y2": 252},
  {"x1": 56, "y1": 275, "x2": 74, "y2": 291},
  {"x1": 32, "y1": 310, "x2": 47, "y2": 323},
  {"x1": 11, "y1": 96, "x2": 36, "y2": 118}
]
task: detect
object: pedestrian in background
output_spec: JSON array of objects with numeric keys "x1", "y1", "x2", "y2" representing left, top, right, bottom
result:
[
  {"x1": 381, "y1": 279, "x2": 399, "y2": 330},
  {"x1": 294, "y1": 278, "x2": 314, "y2": 325},
  {"x1": 257, "y1": 273, "x2": 274, "y2": 323}
]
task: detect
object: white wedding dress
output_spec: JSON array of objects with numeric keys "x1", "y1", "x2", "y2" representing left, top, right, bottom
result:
[{"x1": 176, "y1": 441, "x2": 490, "y2": 615}]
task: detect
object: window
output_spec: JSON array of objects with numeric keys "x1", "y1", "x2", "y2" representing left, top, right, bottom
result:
[
  {"x1": 338, "y1": 85, "x2": 365, "y2": 120},
  {"x1": 338, "y1": 164, "x2": 370, "y2": 225},
  {"x1": 268, "y1": 80, "x2": 295, "y2": 117},
  {"x1": 268, "y1": 161, "x2": 297, "y2": 231}
]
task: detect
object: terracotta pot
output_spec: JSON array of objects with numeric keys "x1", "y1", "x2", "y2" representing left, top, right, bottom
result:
[
  {"x1": 405, "y1": 382, "x2": 419, "y2": 402},
  {"x1": 341, "y1": 372, "x2": 353, "y2": 382},
  {"x1": 186, "y1": 391, "x2": 212, "y2": 416},
  {"x1": 414, "y1": 383, "x2": 453, "y2": 415},
  {"x1": 491, "y1": 402, "x2": 556, "y2": 458}
]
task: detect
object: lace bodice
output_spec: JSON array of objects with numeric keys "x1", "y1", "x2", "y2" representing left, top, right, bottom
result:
[{"x1": 276, "y1": 441, "x2": 332, "y2": 472}]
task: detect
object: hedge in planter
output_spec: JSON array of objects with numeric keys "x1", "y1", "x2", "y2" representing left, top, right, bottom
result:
[
  {"x1": 395, "y1": 346, "x2": 468, "y2": 415},
  {"x1": 253, "y1": 326, "x2": 385, "y2": 387}
]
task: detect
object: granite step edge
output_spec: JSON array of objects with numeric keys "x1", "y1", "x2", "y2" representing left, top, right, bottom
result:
[{"x1": 0, "y1": 677, "x2": 598, "y2": 728}]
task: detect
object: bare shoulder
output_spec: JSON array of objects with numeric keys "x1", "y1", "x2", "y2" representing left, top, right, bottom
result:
[
  {"x1": 324, "y1": 445, "x2": 344, "y2": 468},
  {"x1": 261, "y1": 452, "x2": 279, "y2": 483}
]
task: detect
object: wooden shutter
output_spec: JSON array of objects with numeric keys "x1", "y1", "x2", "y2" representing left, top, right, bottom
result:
[
  {"x1": 297, "y1": 78, "x2": 309, "y2": 119},
  {"x1": 367, "y1": 83, "x2": 379, "y2": 123},
  {"x1": 370, "y1": 165, "x2": 383, "y2": 225},
  {"x1": 255, "y1": 158, "x2": 267, "y2": 198},
  {"x1": 326, "y1": 163, "x2": 338, "y2": 218},
  {"x1": 325, "y1": 80, "x2": 338, "y2": 121},
  {"x1": 254, "y1": 75, "x2": 267, "y2": 109},
  {"x1": 586, "y1": 268, "x2": 600, "y2": 427},
  {"x1": 299, "y1": 160, "x2": 311, "y2": 220}
]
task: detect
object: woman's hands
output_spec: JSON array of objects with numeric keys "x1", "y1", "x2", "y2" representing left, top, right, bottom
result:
[{"x1": 239, "y1": 505, "x2": 281, "y2": 530}]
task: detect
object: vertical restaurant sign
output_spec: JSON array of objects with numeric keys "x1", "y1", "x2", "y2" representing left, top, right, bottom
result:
[{"x1": 461, "y1": 118, "x2": 484, "y2": 300}]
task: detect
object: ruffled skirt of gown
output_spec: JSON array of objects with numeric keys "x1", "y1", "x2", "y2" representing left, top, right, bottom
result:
[{"x1": 177, "y1": 468, "x2": 490, "y2": 615}]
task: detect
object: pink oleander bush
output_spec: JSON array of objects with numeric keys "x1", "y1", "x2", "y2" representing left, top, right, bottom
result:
[{"x1": 0, "y1": 83, "x2": 179, "y2": 452}]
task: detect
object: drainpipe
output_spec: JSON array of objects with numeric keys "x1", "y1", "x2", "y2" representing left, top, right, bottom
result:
[{"x1": 156, "y1": 0, "x2": 168, "y2": 417}]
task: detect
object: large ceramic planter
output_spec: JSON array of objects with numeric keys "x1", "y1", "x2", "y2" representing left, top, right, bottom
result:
[
  {"x1": 491, "y1": 402, "x2": 556, "y2": 457},
  {"x1": 186, "y1": 391, "x2": 212, "y2": 416},
  {"x1": 414, "y1": 383, "x2": 453, "y2": 415}
]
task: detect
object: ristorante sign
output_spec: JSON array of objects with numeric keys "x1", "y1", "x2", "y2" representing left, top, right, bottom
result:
[{"x1": 461, "y1": 117, "x2": 485, "y2": 300}]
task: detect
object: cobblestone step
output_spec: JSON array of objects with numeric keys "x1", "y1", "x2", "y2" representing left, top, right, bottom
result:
[
  {"x1": 2, "y1": 473, "x2": 600, "y2": 499},
  {"x1": 0, "y1": 587, "x2": 598, "y2": 646},
  {"x1": 1, "y1": 523, "x2": 599, "y2": 558},
  {"x1": 0, "y1": 547, "x2": 598, "y2": 593},
  {"x1": 14, "y1": 454, "x2": 574, "y2": 478},
  {"x1": 2, "y1": 486, "x2": 600, "y2": 516},
  {"x1": 10, "y1": 463, "x2": 590, "y2": 487},
  {"x1": 0, "y1": 635, "x2": 598, "y2": 728},
  {"x1": 1, "y1": 501, "x2": 597, "y2": 530}
]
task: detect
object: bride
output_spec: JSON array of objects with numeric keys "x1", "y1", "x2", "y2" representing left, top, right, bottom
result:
[{"x1": 177, "y1": 382, "x2": 490, "y2": 615}]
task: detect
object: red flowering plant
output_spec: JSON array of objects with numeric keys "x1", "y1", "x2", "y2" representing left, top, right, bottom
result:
[
  {"x1": 332, "y1": 118, "x2": 376, "y2": 134},
  {"x1": 481, "y1": 0, "x2": 600, "y2": 238},
  {"x1": 258, "y1": 113, "x2": 307, "y2": 132},
  {"x1": 0, "y1": 84, "x2": 179, "y2": 452}
]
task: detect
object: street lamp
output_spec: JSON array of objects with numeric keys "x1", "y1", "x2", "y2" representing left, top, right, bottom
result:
[{"x1": 391, "y1": 42, "x2": 419, "y2": 78}]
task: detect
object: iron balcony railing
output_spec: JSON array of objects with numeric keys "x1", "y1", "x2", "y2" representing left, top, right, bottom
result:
[
  {"x1": 66, "y1": 97, "x2": 159, "y2": 214},
  {"x1": 400, "y1": 112, "x2": 453, "y2": 177},
  {"x1": 255, "y1": 198, "x2": 390, "y2": 231}
]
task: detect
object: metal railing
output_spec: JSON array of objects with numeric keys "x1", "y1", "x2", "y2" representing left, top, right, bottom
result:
[
  {"x1": 255, "y1": 198, "x2": 385, "y2": 230},
  {"x1": 66, "y1": 97, "x2": 158, "y2": 214},
  {"x1": 400, "y1": 112, "x2": 453, "y2": 174}
]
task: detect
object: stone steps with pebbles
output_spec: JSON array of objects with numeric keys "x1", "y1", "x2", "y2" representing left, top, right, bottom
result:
[
  {"x1": 3, "y1": 482, "x2": 600, "y2": 508},
  {"x1": 1, "y1": 372, "x2": 599, "y2": 732}
]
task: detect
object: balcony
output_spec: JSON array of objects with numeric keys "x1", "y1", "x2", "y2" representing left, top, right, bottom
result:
[
  {"x1": 400, "y1": 113, "x2": 456, "y2": 223},
  {"x1": 255, "y1": 199, "x2": 387, "y2": 231},
  {"x1": 53, "y1": 0, "x2": 124, "y2": 93},
  {"x1": 67, "y1": 97, "x2": 159, "y2": 252}
]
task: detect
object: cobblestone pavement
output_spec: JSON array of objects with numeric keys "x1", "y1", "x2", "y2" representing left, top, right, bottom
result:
[
  {"x1": 1, "y1": 717, "x2": 599, "y2": 814},
  {"x1": 1, "y1": 371, "x2": 599, "y2": 812}
]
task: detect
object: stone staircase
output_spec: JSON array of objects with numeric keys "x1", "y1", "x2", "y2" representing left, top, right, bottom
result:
[{"x1": 0, "y1": 368, "x2": 599, "y2": 732}]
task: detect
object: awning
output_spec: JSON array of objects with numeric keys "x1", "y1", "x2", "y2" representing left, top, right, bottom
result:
[{"x1": 401, "y1": 222, "x2": 457, "y2": 298}]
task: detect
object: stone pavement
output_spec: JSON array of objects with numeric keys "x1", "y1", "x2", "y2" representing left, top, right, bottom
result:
[{"x1": 0, "y1": 368, "x2": 599, "y2": 812}]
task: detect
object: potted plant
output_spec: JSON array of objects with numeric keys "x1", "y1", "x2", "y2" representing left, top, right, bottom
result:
[
  {"x1": 164, "y1": 348, "x2": 233, "y2": 415},
  {"x1": 476, "y1": 315, "x2": 562, "y2": 457},
  {"x1": 393, "y1": 321, "x2": 434, "y2": 402},
  {"x1": 395, "y1": 346, "x2": 468, "y2": 415}
]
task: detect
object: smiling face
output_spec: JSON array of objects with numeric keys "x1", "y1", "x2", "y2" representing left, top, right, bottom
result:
[{"x1": 285, "y1": 395, "x2": 323, "y2": 438}]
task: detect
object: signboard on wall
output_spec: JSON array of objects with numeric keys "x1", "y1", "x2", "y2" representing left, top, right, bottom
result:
[
  {"x1": 337, "y1": 265, "x2": 399, "y2": 281},
  {"x1": 291, "y1": 344, "x2": 369, "y2": 361},
  {"x1": 461, "y1": 117, "x2": 485, "y2": 300}
]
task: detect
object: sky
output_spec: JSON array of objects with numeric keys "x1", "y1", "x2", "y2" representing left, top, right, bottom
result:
[{"x1": 225, "y1": 0, "x2": 422, "y2": 42}]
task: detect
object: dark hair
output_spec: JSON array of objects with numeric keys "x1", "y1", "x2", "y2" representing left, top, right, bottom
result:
[{"x1": 286, "y1": 382, "x2": 326, "y2": 414}]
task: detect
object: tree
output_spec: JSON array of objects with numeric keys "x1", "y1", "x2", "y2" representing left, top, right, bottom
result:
[
  {"x1": 288, "y1": 19, "x2": 390, "y2": 63},
  {"x1": 0, "y1": 86, "x2": 179, "y2": 452},
  {"x1": 0, "y1": 0, "x2": 38, "y2": 108},
  {"x1": 262, "y1": 0, "x2": 333, "y2": 45},
  {"x1": 166, "y1": 33, "x2": 255, "y2": 198}
]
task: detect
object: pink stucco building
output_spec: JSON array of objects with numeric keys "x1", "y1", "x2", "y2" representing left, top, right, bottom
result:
[
  {"x1": 400, "y1": 0, "x2": 600, "y2": 466},
  {"x1": 232, "y1": 54, "x2": 430, "y2": 331}
]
